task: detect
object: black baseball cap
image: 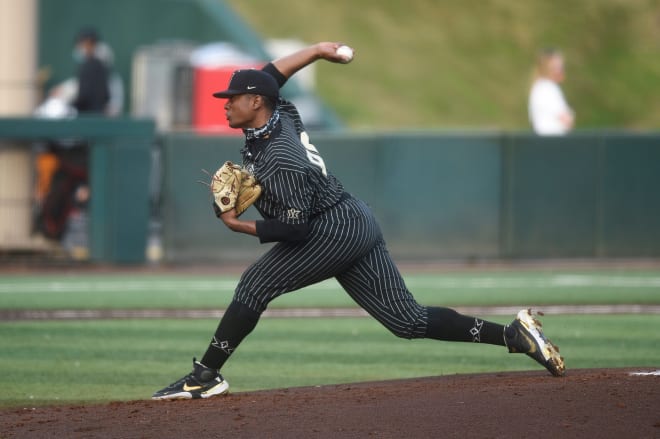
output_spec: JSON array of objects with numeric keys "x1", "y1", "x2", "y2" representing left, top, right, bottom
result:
[
  {"x1": 75, "y1": 27, "x2": 100, "y2": 43},
  {"x1": 213, "y1": 69, "x2": 279, "y2": 99}
]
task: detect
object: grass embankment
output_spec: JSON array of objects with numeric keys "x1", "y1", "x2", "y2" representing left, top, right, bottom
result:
[{"x1": 229, "y1": 0, "x2": 660, "y2": 130}]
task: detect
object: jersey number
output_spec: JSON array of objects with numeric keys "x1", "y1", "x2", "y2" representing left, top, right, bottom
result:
[{"x1": 301, "y1": 132, "x2": 327, "y2": 177}]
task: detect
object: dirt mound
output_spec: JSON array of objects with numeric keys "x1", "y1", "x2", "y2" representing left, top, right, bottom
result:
[{"x1": 2, "y1": 368, "x2": 658, "y2": 438}]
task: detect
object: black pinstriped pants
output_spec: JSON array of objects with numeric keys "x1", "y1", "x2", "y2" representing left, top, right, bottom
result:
[{"x1": 234, "y1": 196, "x2": 428, "y2": 339}]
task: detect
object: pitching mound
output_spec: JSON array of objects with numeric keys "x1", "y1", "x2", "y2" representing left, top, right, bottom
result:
[{"x1": 2, "y1": 368, "x2": 658, "y2": 438}]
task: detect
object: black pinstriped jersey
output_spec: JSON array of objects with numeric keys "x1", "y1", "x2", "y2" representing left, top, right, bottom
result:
[{"x1": 241, "y1": 99, "x2": 345, "y2": 226}]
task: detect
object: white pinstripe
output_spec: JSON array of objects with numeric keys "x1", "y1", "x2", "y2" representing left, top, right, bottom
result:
[{"x1": 235, "y1": 198, "x2": 428, "y2": 339}]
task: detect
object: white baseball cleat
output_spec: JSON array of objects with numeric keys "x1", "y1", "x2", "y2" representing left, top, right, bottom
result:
[{"x1": 504, "y1": 309, "x2": 566, "y2": 377}]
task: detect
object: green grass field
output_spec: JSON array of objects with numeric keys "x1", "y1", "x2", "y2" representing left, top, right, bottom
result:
[
  {"x1": 2, "y1": 270, "x2": 659, "y2": 309},
  {"x1": 1, "y1": 269, "x2": 659, "y2": 407}
]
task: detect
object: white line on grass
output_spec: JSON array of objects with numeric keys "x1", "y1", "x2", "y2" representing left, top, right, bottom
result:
[
  {"x1": 0, "y1": 275, "x2": 660, "y2": 294},
  {"x1": 2, "y1": 304, "x2": 660, "y2": 321}
]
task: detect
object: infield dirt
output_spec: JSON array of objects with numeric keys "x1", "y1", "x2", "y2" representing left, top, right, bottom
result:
[{"x1": 2, "y1": 368, "x2": 658, "y2": 438}]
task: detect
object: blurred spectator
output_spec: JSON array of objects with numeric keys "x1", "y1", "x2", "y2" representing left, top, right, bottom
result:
[
  {"x1": 32, "y1": 27, "x2": 123, "y2": 259},
  {"x1": 33, "y1": 142, "x2": 89, "y2": 247},
  {"x1": 71, "y1": 27, "x2": 110, "y2": 114},
  {"x1": 35, "y1": 28, "x2": 124, "y2": 118},
  {"x1": 528, "y1": 48, "x2": 574, "y2": 135}
]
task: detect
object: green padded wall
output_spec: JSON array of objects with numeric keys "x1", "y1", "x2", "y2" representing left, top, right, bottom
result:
[{"x1": 159, "y1": 131, "x2": 660, "y2": 263}]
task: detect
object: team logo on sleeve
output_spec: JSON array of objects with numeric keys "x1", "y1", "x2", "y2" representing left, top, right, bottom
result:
[{"x1": 286, "y1": 208, "x2": 301, "y2": 220}]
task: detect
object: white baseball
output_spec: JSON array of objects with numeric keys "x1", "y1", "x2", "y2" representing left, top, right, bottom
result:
[{"x1": 336, "y1": 45, "x2": 354, "y2": 63}]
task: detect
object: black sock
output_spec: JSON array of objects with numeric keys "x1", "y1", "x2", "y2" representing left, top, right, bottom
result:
[
  {"x1": 200, "y1": 300, "x2": 261, "y2": 370},
  {"x1": 425, "y1": 307, "x2": 505, "y2": 346}
]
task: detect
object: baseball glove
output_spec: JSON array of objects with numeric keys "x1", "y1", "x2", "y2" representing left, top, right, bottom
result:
[
  {"x1": 236, "y1": 167, "x2": 261, "y2": 215},
  {"x1": 209, "y1": 161, "x2": 261, "y2": 217}
]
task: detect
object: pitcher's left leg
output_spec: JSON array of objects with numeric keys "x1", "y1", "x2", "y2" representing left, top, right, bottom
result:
[{"x1": 336, "y1": 240, "x2": 505, "y2": 345}]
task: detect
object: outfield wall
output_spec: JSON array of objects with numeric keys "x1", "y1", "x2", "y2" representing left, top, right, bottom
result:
[
  {"x1": 161, "y1": 131, "x2": 660, "y2": 263},
  {"x1": 1, "y1": 121, "x2": 657, "y2": 264}
]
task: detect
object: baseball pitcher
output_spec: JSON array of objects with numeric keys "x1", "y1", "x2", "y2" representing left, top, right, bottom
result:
[{"x1": 153, "y1": 42, "x2": 565, "y2": 400}]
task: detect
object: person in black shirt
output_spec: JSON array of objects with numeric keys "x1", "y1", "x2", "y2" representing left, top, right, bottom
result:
[
  {"x1": 153, "y1": 42, "x2": 565, "y2": 400},
  {"x1": 72, "y1": 27, "x2": 109, "y2": 114}
]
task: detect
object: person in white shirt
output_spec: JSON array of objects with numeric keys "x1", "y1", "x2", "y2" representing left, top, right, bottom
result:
[{"x1": 528, "y1": 48, "x2": 574, "y2": 135}]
